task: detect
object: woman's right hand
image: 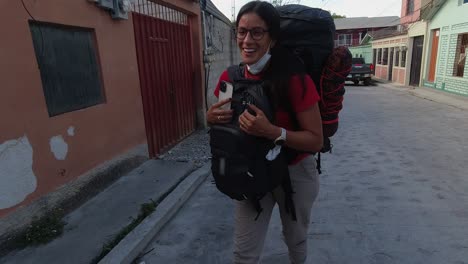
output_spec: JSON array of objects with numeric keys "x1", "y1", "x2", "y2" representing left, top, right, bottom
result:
[{"x1": 206, "y1": 98, "x2": 234, "y2": 124}]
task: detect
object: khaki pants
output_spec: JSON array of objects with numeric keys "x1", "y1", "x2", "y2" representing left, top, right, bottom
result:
[{"x1": 233, "y1": 155, "x2": 320, "y2": 264}]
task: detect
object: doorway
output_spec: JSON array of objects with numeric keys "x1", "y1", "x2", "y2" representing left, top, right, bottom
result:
[
  {"x1": 428, "y1": 29, "x2": 440, "y2": 82},
  {"x1": 410, "y1": 36, "x2": 424, "y2": 86}
]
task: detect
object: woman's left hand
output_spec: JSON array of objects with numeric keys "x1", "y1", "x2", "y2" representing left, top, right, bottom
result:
[{"x1": 239, "y1": 104, "x2": 275, "y2": 138}]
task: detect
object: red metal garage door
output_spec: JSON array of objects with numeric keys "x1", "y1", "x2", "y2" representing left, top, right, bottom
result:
[{"x1": 132, "y1": 1, "x2": 196, "y2": 157}]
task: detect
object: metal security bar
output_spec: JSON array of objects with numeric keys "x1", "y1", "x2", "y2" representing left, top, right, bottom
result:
[{"x1": 132, "y1": 0, "x2": 188, "y2": 25}]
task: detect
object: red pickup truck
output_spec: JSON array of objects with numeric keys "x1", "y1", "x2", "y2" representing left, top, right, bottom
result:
[{"x1": 346, "y1": 58, "x2": 374, "y2": 86}]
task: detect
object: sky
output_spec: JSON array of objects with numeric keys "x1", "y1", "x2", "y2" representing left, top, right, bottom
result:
[{"x1": 210, "y1": 0, "x2": 402, "y2": 21}]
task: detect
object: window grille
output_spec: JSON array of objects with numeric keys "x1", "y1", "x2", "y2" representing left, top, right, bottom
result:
[
  {"x1": 29, "y1": 22, "x2": 104, "y2": 116},
  {"x1": 132, "y1": 0, "x2": 188, "y2": 25}
]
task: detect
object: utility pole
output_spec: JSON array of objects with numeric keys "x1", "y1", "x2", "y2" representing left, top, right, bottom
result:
[{"x1": 231, "y1": 0, "x2": 235, "y2": 22}]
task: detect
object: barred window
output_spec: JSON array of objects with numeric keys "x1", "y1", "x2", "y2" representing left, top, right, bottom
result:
[
  {"x1": 407, "y1": 0, "x2": 414, "y2": 14},
  {"x1": 30, "y1": 22, "x2": 104, "y2": 116},
  {"x1": 338, "y1": 34, "x2": 352, "y2": 46},
  {"x1": 453, "y1": 33, "x2": 468, "y2": 77},
  {"x1": 382, "y1": 48, "x2": 389, "y2": 65},
  {"x1": 395, "y1": 49, "x2": 400, "y2": 67},
  {"x1": 377, "y1": 48, "x2": 382, "y2": 64},
  {"x1": 401, "y1": 50, "x2": 407, "y2": 67}
]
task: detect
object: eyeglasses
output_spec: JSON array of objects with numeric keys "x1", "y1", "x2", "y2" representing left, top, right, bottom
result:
[{"x1": 235, "y1": 27, "x2": 269, "y2": 41}]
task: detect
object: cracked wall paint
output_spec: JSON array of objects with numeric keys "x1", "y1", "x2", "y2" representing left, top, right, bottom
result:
[
  {"x1": 0, "y1": 136, "x2": 37, "y2": 209},
  {"x1": 50, "y1": 135, "x2": 68, "y2": 160},
  {"x1": 67, "y1": 126, "x2": 75, "y2": 137}
]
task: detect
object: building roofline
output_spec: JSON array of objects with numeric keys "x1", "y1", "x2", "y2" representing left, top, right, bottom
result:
[
  {"x1": 203, "y1": 0, "x2": 232, "y2": 26},
  {"x1": 421, "y1": 0, "x2": 447, "y2": 20},
  {"x1": 334, "y1": 16, "x2": 400, "y2": 30},
  {"x1": 372, "y1": 31, "x2": 407, "y2": 40}
]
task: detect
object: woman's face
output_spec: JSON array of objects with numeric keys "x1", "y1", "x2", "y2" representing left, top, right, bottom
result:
[{"x1": 236, "y1": 12, "x2": 273, "y2": 65}]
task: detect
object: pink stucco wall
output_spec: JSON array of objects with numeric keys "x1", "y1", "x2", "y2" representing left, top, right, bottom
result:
[
  {"x1": 0, "y1": 0, "x2": 206, "y2": 221},
  {"x1": 0, "y1": 0, "x2": 147, "y2": 218},
  {"x1": 401, "y1": 0, "x2": 422, "y2": 24},
  {"x1": 392, "y1": 68, "x2": 407, "y2": 84},
  {"x1": 376, "y1": 65, "x2": 389, "y2": 80}
]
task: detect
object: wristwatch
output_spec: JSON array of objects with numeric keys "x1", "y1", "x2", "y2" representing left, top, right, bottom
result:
[{"x1": 274, "y1": 128, "x2": 287, "y2": 146}]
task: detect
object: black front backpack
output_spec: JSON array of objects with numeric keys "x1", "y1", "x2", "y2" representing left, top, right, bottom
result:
[{"x1": 209, "y1": 66, "x2": 296, "y2": 220}]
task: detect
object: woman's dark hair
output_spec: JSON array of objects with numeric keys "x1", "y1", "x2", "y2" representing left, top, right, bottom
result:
[
  {"x1": 236, "y1": 1, "x2": 280, "y2": 41},
  {"x1": 236, "y1": 1, "x2": 307, "y2": 111}
]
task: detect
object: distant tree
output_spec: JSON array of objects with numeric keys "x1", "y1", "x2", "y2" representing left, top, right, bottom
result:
[
  {"x1": 331, "y1": 12, "x2": 346, "y2": 19},
  {"x1": 270, "y1": 0, "x2": 301, "y2": 6}
]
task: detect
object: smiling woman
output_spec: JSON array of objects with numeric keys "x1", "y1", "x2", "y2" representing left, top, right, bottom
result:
[{"x1": 205, "y1": 1, "x2": 323, "y2": 263}]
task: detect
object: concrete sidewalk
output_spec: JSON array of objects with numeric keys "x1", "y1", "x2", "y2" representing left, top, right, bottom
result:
[
  {"x1": 0, "y1": 160, "x2": 211, "y2": 264},
  {"x1": 373, "y1": 80, "x2": 468, "y2": 111}
]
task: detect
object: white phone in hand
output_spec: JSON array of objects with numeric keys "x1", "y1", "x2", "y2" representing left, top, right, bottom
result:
[{"x1": 218, "y1": 81, "x2": 233, "y2": 110}]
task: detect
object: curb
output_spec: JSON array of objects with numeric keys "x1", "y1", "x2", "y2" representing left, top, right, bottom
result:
[
  {"x1": 375, "y1": 81, "x2": 468, "y2": 111},
  {"x1": 98, "y1": 163, "x2": 211, "y2": 264},
  {"x1": 408, "y1": 89, "x2": 468, "y2": 111}
]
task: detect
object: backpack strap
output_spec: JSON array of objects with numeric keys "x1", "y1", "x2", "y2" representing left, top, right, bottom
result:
[
  {"x1": 282, "y1": 173, "x2": 297, "y2": 221},
  {"x1": 227, "y1": 64, "x2": 244, "y2": 82}
]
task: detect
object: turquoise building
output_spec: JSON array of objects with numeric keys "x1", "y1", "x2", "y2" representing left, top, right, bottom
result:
[
  {"x1": 422, "y1": 0, "x2": 468, "y2": 96},
  {"x1": 348, "y1": 35, "x2": 373, "y2": 63}
]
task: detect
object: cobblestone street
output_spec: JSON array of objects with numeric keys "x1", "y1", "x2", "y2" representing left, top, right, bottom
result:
[{"x1": 139, "y1": 84, "x2": 468, "y2": 264}]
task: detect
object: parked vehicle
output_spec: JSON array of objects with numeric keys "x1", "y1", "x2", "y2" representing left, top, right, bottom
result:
[{"x1": 346, "y1": 57, "x2": 374, "y2": 86}]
